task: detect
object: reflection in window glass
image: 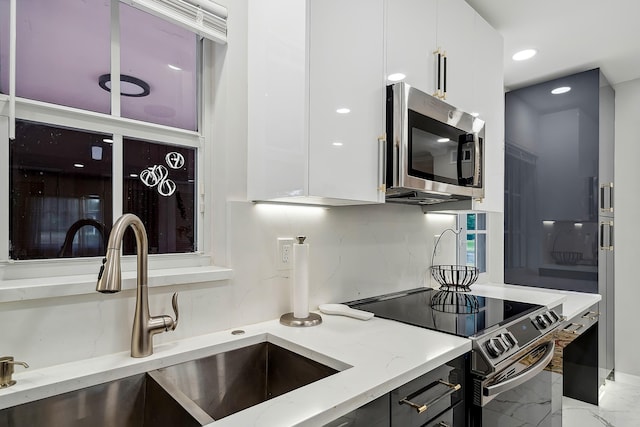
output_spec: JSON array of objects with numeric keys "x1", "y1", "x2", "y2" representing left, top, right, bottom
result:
[
  {"x1": 0, "y1": 0, "x2": 8, "y2": 95},
  {"x1": 10, "y1": 121, "x2": 113, "y2": 260},
  {"x1": 120, "y1": 3, "x2": 198, "y2": 130},
  {"x1": 123, "y1": 138, "x2": 196, "y2": 255},
  {"x1": 15, "y1": 0, "x2": 110, "y2": 113}
]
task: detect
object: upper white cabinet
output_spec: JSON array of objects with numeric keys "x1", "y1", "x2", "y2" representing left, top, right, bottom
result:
[
  {"x1": 247, "y1": 0, "x2": 385, "y2": 205},
  {"x1": 248, "y1": 0, "x2": 503, "y2": 210},
  {"x1": 385, "y1": 0, "x2": 504, "y2": 212},
  {"x1": 471, "y1": 13, "x2": 505, "y2": 213},
  {"x1": 385, "y1": 0, "x2": 438, "y2": 95}
]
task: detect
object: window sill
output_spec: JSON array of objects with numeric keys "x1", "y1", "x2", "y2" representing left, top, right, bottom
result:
[{"x1": 0, "y1": 265, "x2": 233, "y2": 303}]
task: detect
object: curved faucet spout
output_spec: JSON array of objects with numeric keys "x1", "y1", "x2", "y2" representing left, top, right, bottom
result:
[{"x1": 96, "y1": 213, "x2": 178, "y2": 358}]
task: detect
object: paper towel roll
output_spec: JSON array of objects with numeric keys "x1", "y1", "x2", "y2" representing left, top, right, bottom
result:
[{"x1": 293, "y1": 237, "x2": 309, "y2": 318}]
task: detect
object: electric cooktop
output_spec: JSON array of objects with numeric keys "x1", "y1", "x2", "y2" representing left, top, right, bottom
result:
[{"x1": 347, "y1": 287, "x2": 543, "y2": 339}]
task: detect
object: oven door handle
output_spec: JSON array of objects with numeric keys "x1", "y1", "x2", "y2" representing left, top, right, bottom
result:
[{"x1": 484, "y1": 341, "x2": 555, "y2": 397}]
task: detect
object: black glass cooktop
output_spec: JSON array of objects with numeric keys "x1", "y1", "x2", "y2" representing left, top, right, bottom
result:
[{"x1": 347, "y1": 287, "x2": 542, "y2": 338}]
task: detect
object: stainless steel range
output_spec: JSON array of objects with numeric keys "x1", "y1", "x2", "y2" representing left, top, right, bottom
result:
[{"x1": 347, "y1": 287, "x2": 563, "y2": 426}]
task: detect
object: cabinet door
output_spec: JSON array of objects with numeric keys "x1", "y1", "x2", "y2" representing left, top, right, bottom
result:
[
  {"x1": 308, "y1": 0, "x2": 385, "y2": 203},
  {"x1": 385, "y1": 0, "x2": 437, "y2": 94},
  {"x1": 435, "y1": 0, "x2": 475, "y2": 112},
  {"x1": 471, "y1": 13, "x2": 504, "y2": 213}
]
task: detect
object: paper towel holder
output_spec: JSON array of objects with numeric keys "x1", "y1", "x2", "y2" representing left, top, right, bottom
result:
[
  {"x1": 280, "y1": 236, "x2": 322, "y2": 327},
  {"x1": 279, "y1": 311, "x2": 322, "y2": 327}
]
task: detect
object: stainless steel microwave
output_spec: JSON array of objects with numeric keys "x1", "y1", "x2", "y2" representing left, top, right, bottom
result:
[{"x1": 385, "y1": 82, "x2": 485, "y2": 205}]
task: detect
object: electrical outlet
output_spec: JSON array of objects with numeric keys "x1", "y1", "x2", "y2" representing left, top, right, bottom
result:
[{"x1": 277, "y1": 238, "x2": 295, "y2": 270}]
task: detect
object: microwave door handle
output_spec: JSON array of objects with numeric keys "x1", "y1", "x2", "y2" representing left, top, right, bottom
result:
[
  {"x1": 456, "y1": 137, "x2": 464, "y2": 184},
  {"x1": 473, "y1": 133, "x2": 481, "y2": 186},
  {"x1": 483, "y1": 341, "x2": 555, "y2": 398}
]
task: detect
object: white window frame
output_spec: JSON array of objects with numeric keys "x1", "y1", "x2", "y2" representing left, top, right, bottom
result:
[
  {"x1": 0, "y1": 1, "x2": 230, "y2": 296},
  {"x1": 457, "y1": 212, "x2": 488, "y2": 275}
]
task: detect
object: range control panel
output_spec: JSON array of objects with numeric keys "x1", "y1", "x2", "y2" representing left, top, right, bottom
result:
[{"x1": 473, "y1": 308, "x2": 562, "y2": 373}]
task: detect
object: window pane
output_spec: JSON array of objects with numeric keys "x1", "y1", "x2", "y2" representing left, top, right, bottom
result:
[
  {"x1": 466, "y1": 213, "x2": 476, "y2": 230},
  {"x1": 466, "y1": 234, "x2": 476, "y2": 265},
  {"x1": 119, "y1": 4, "x2": 198, "y2": 131},
  {"x1": 10, "y1": 121, "x2": 113, "y2": 260},
  {"x1": 15, "y1": 0, "x2": 110, "y2": 113},
  {"x1": 477, "y1": 233, "x2": 487, "y2": 273},
  {"x1": 0, "y1": 0, "x2": 8, "y2": 95},
  {"x1": 123, "y1": 138, "x2": 196, "y2": 255},
  {"x1": 477, "y1": 213, "x2": 486, "y2": 230}
]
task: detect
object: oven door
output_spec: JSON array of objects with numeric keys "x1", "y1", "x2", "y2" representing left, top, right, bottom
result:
[{"x1": 470, "y1": 340, "x2": 562, "y2": 427}]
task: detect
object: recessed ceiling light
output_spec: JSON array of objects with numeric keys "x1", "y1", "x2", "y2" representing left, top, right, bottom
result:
[
  {"x1": 387, "y1": 73, "x2": 406, "y2": 82},
  {"x1": 551, "y1": 86, "x2": 571, "y2": 95},
  {"x1": 512, "y1": 49, "x2": 537, "y2": 61},
  {"x1": 332, "y1": 142, "x2": 344, "y2": 146},
  {"x1": 74, "y1": 163, "x2": 85, "y2": 168},
  {"x1": 102, "y1": 138, "x2": 113, "y2": 143},
  {"x1": 437, "y1": 138, "x2": 450, "y2": 143},
  {"x1": 336, "y1": 108, "x2": 351, "y2": 114},
  {"x1": 98, "y1": 74, "x2": 150, "y2": 97},
  {"x1": 168, "y1": 64, "x2": 182, "y2": 71}
]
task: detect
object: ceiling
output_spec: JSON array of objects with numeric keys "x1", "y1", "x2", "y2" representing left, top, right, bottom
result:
[{"x1": 465, "y1": 0, "x2": 640, "y2": 90}]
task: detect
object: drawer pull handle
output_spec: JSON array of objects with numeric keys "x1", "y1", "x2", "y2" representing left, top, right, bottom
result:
[
  {"x1": 581, "y1": 311, "x2": 600, "y2": 320},
  {"x1": 564, "y1": 323, "x2": 584, "y2": 334},
  {"x1": 399, "y1": 380, "x2": 461, "y2": 414}
]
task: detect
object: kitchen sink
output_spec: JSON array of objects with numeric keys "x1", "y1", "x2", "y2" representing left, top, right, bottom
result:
[
  {"x1": 153, "y1": 341, "x2": 340, "y2": 420},
  {"x1": 0, "y1": 340, "x2": 341, "y2": 426},
  {"x1": 0, "y1": 372, "x2": 211, "y2": 427}
]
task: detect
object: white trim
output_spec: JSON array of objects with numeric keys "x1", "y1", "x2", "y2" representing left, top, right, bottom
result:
[
  {"x1": 123, "y1": 0, "x2": 228, "y2": 44},
  {"x1": 0, "y1": 116, "x2": 8, "y2": 260},
  {"x1": 8, "y1": 0, "x2": 15, "y2": 139},
  {"x1": 111, "y1": 0, "x2": 122, "y2": 117},
  {"x1": 12, "y1": 98, "x2": 200, "y2": 148},
  {"x1": 113, "y1": 134, "x2": 124, "y2": 220},
  {"x1": 0, "y1": 264, "x2": 233, "y2": 303}
]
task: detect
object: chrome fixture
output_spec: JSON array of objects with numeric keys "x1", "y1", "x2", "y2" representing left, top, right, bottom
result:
[
  {"x1": 96, "y1": 213, "x2": 178, "y2": 358},
  {"x1": 0, "y1": 356, "x2": 29, "y2": 388}
]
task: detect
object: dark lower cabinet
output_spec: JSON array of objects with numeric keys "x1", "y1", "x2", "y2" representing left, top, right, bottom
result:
[
  {"x1": 323, "y1": 393, "x2": 390, "y2": 427},
  {"x1": 323, "y1": 354, "x2": 466, "y2": 427}
]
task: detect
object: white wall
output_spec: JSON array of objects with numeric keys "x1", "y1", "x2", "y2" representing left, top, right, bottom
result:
[
  {"x1": 2, "y1": 0, "x2": 485, "y2": 370},
  {"x1": 613, "y1": 77, "x2": 640, "y2": 377}
]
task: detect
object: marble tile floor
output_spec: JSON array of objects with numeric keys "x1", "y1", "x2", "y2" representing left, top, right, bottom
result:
[{"x1": 563, "y1": 374, "x2": 640, "y2": 426}]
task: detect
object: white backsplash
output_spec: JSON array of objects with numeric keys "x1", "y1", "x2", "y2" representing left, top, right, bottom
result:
[{"x1": 1, "y1": 200, "x2": 458, "y2": 369}]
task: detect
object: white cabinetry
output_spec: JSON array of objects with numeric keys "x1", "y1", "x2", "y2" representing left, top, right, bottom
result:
[
  {"x1": 385, "y1": 0, "x2": 504, "y2": 212},
  {"x1": 247, "y1": 0, "x2": 385, "y2": 205}
]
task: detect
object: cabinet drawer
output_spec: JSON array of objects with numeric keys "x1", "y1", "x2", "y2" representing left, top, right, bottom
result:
[
  {"x1": 425, "y1": 406, "x2": 454, "y2": 427},
  {"x1": 560, "y1": 303, "x2": 599, "y2": 339},
  {"x1": 391, "y1": 355, "x2": 465, "y2": 427},
  {"x1": 323, "y1": 393, "x2": 390, "y2": 427}
]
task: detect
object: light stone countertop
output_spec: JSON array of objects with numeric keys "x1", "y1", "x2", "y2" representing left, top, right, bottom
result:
[
  {"x1": 470, "y1": 283, "x2": 601, "y2": 320},
  {"x1": 0, "y1": 283, "x2": 601, "y2": 426},
  {"x1": 0, "y1": 314, "x2": 471, "y2": 426}
]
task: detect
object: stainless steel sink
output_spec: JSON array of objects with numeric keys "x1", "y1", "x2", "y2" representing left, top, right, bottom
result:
[
  {"x1": 0, "y1": 341, "x2": 341, "y2": 426},
  {"x1": 154, "y1": 341, "x2": 340, "y2": 420},
  {"x1": 0, "y1": 371, "x2": 213, "y2": 427}
]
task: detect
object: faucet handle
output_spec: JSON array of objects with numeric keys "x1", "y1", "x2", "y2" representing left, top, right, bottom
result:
[
  {"x1": 1, "y1": 356, "x2": 29, "y2": 388},
  {"x1": 170, "y1": 292, "x2": 179, "y2": 331}
]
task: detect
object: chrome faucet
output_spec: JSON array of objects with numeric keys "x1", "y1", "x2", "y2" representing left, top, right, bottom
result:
[{"x1": 96, "y1": 213, "x2": 179, "y2": 358}]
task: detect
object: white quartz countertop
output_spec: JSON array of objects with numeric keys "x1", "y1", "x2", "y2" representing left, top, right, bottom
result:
[
  {"x1": 470, "y1": 283, "x2": 601, "y2": 321},
  {"x1": 0, "y1": 314, "x2": 471, "y2": 426},
  {"x1": 0, "y1": 283, "x2": 601, "y2": 426}
]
